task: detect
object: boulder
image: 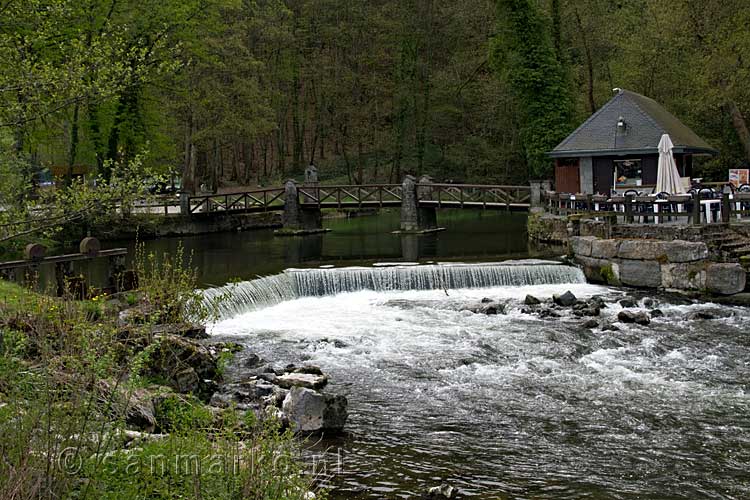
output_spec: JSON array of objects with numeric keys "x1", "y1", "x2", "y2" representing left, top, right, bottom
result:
[
  {"x1": 569, "y1": 236, "x2": 597, "y2": 257},
  {"x1": 618, "y1": 298, "x2": 637, "y2": 308},
  {"x1": 291, "y1": 365, "x2": 324, "y2": 376},
  {"x1": 705, "y1": 263, "x2": 746, "y2": 295},
  {"x1": 662, "y1": 241, "x2": 708, "y2": 263},
  {"x1": 282, "y1": 387, "x2": 348, "y2": 432},
  {"x1": 602, "y1": 323, "x2": 620, "y2": 332},
  {"x1": 573, "y1": 306, "x2": 600, "y2": 317},
  {"x1": 276, "y1": 372, "x2": 328, "y2": 390},
  {"x1": 553, "y1": 291, "x2": 577, "y2": 307},
  {"x1": 480, "y1": 297, "x2": 493, "y2": 304},
  {"x1": 590, "y1": 239, "x2": 619, "y2": 259},
  {"x1": 581, "y1": 319, "x2": 599, "y2": 329},
  {"x1": 650, "y1": 309, "x2": 664, "y2": 318},
  {"x1": 524, "y1": 295, "x2": 541, "y2": 305},
  {"x1": 145, "y1": 335, "x2": 220, "y2": 402},
  {"x1": 617, "y1": 310, "x2": 650, "y2": 325},
  {"x1": 481, "y1": 303, "x2": 505, "y2": 315},
  {"x1": 97, "y1": 380, "x2": 159, "y2": 432},
  {"x1": 687, "y1": 311, "x2": 716, "y2": 320},
  {"x1": 642, "y1": 298, "x2": 656, "y2": 309},
  {"x1": 538, "y1": 308, "x2": 561, "y2": 319},
  {"x1": 209, "y1": 381, "x2": 276, "y2": 410},
  {"x1": 661, "y1": 263, "x2": 706, "y2": 290},
  {"x1": 617, "y1": 240, "x2": 666, "y2": 261},
  {"x1": 619, "y1": 260, "x2": 662, "y2": 288},
  {"x1": 422, "y1": 483, "x2": 457, "y2": 499},
  {"x1": 242, "y1": 353, "x2": 265, "y2": 369}
]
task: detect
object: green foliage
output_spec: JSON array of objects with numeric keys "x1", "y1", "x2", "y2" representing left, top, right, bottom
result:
[
  {"x1": 490, "y1": 0, "x2": 574, "y2": 179},
  {"x1": 0, "y1": 271, "x2": 317, "y2": 499}
]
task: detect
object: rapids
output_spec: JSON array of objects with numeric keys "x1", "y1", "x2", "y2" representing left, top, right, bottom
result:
[{"x1": 211, "y1": 265, "x2": 750, "y2": 499}]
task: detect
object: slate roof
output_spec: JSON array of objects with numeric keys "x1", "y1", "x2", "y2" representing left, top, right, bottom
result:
[{"x1": 549, "y1": 89, "x2": 717, "y2": 158}]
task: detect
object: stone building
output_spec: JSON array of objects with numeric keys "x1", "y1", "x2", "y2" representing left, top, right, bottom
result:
[{"x1": 548, "y1": 89, "x2": 717, "y2": 195}]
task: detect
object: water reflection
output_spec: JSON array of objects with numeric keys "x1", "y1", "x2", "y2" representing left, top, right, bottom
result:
[{"x1": 94, "y1": 209, "x2": 548, "y2": 287}]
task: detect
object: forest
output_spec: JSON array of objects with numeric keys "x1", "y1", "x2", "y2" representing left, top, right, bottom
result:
[{"x1": 2, "y1": 0, "x2": 750, "y2": 192}]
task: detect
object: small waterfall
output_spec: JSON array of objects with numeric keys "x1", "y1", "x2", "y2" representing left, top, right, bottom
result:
[{"x1": 205, "y1": 262, "x2": 585, "y2": 319}]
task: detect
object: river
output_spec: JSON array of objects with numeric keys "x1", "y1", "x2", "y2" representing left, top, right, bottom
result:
[{"x1": 134, "y1": 211, "x2": 750, "y2": 498}]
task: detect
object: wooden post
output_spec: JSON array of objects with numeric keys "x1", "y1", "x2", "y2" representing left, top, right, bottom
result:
[
  {"x1": 691, "y1": 192, "x2": 701, "y2": 225},
  {"x1": 624, "y1": 195, "x2": 634, "y2": 223},
  {"x1": 586, "y1": 194, "x2": 593, "y2": 214},
  {"x1": 722, "y1": 193, "x2": 731, "y2": 223}
]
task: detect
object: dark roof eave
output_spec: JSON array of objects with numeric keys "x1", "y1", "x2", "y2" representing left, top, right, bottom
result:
[{"x1": 547, "y1": 146, "x2": 719, "y2": 158}]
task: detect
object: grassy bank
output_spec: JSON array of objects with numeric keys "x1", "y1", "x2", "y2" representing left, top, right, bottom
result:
[{"x1": 0, "y1": 249, "x2": 322, "y2": 499}]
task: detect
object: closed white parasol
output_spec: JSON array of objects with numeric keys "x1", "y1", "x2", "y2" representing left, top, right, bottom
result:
[{"x1": 654, "y1": 134, "x2": 685, "y2": 194}]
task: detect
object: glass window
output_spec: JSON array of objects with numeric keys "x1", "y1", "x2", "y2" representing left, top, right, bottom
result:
[{"x1": 614, "y1": 159, "x2": 642, "y2": 188}]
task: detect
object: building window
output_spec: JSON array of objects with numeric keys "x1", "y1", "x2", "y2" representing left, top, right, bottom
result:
[{"x1": 614, "y1": 159, "x2": 642, "y2": 188}]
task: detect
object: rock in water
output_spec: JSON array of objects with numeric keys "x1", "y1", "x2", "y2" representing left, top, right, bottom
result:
[
  {"x1": 276, "y1": 372, "x2": 329, "y2": 390},
  {"x1": 553, "y1": 291, "x2": 577, "y2": 307},
  {"x1": 617, "y1": 310, "x2": 651, "y2": 325},
  {"x1": 619, "y1": 298, "x2": 637, "y2": 308},
  {"x1": 582, "y1": 319, "x2": 599, "y2": 329},
  {"x1": 423, "y1": 483, "x2": 457, "y2": 499},
  {"x1": 524, "y1": 294, "x2": 541, "y2": 305},
  {"x1": 282, "y1": 387, "x2": 348, "y2": 432}
]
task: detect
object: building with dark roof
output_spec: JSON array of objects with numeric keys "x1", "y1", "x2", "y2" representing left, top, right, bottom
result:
[{"x1": 548, "y1": 89, "x2": 717, "y2": 195}]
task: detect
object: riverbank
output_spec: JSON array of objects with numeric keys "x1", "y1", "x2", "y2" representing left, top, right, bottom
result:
[{"x1": 0, "y1": 259, "x2": 329, "y2": 498}]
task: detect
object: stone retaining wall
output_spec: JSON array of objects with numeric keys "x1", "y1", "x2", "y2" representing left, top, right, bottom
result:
[{"x1": 571, "y1": 236, "x2": 747, "y2": 295}]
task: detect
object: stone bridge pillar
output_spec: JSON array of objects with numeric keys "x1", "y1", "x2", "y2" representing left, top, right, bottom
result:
[
  {"x1": 400, "y1": 175, "x2": 438, "y2": 232},
  {"x1": 282, "y1": 180, "x2": 322, "y2": 232}
]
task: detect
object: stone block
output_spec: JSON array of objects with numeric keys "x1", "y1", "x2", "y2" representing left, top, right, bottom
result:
[
  {"x1": 590, "y1": 239, "x2": 619, "y2": 259},
  {"x1": 661, "y1": 263, "x2": 706, "y2": 290},
  {"x1": 619, "y1": 260, "x2": 662, "y2": 288},
  {"x1": 662, "y1": 241, "x2": 708, "y2": 263},
  {"x1": 617, "y1": 240, "x2": 666, "y2": 261},
  {"x1": 282, "y1": 387, "x2": 348, "y2": 433},
  {"x1": 706, "y1": 263, "x2": 746, "y2": 295},
  {"x1": 569, "y1": 236, "x2": 597, "y2": 257},
  {"x1": 575, "y1": 256, "x2": 620, "y2": 285}
]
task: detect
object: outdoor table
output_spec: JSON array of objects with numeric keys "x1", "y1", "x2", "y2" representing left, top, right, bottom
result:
[{"x1": 700, "y1": 198, "x2": 722, "y2": 223}]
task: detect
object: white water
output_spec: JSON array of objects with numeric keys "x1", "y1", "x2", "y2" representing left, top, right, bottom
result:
[
  {"x1": 212, "y1": 269, "x2": 750, "y2": 499},
  {"x1": 204, "y1": 261, "x2": 585, "y2": 318}
]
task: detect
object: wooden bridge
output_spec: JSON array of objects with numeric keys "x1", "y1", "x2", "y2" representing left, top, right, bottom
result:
[
  {"x1": 185, "y1": 183, "x2": 531, "y2": 214},
  {"x1": 178, "y1": 180, "x2": 533, "y2": 233}
]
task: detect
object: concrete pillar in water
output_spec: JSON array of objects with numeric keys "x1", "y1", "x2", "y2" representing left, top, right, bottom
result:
[
  {"x1": 401, "y1": 175, "x2": 438, "y2": 232},
  {"x1": 401, "y1": 175, "x2": 419, "y2": 231},
  {"x1": 530, "y1": 180, "x2": 545, "y2": 214},
  {"x1": 283, "y1": 179, "x2": 322, "y2": 231},
  {"x1": 283, "y1": 180, "x2": 302, "y2": 229},
  {"x1": 179, "y1": 192, "x2": 190, "y2": 215}
]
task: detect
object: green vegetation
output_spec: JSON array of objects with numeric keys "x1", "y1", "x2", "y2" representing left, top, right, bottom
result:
[
  {"x1": 2, "y1": 0, "x2": 748, "y2": 219},
  {"x1": 0, "y1": 250, "x2": 321, "y2": 499}
]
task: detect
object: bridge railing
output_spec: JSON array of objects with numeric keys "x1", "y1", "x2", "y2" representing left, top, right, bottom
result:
[
  {"x1": 418, "y1": 183, "x2": 531, "y2": 208},
  {"x1": 188, "y1": 187, "x2": 286, "y2": 214},
  {"x1": 185, "y1": 182, "x2": 533, "y2": 214},
  {"x1": 298, "y1": 184, "x2": 403, "y2": 207}
]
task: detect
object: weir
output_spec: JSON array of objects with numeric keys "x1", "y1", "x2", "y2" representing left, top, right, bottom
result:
[{"x1": 204, "y1": 261, "x2": 586, "y2": 318}]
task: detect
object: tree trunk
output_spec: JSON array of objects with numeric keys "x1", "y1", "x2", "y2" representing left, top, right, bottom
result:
[
  {"x1": 729, "y1": 101, "x2": 750, "y2": 162},
  {"x1": 66, "y1": 104, "x2": 80, "y2": 186},
  {"x1": 574, "y1": 8, "x2": 596, "y2": 114}
]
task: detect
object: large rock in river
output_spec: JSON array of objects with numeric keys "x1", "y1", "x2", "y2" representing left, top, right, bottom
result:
[
  {"x1": 282, "y1": 387, "x2": 348, "y2": 433},
  {"x1": 553, "y1": 291, "x2": 577, "y2": 307},
  {"x1": 705, "y1": 263, "x2": 746, "y2": 295}
]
